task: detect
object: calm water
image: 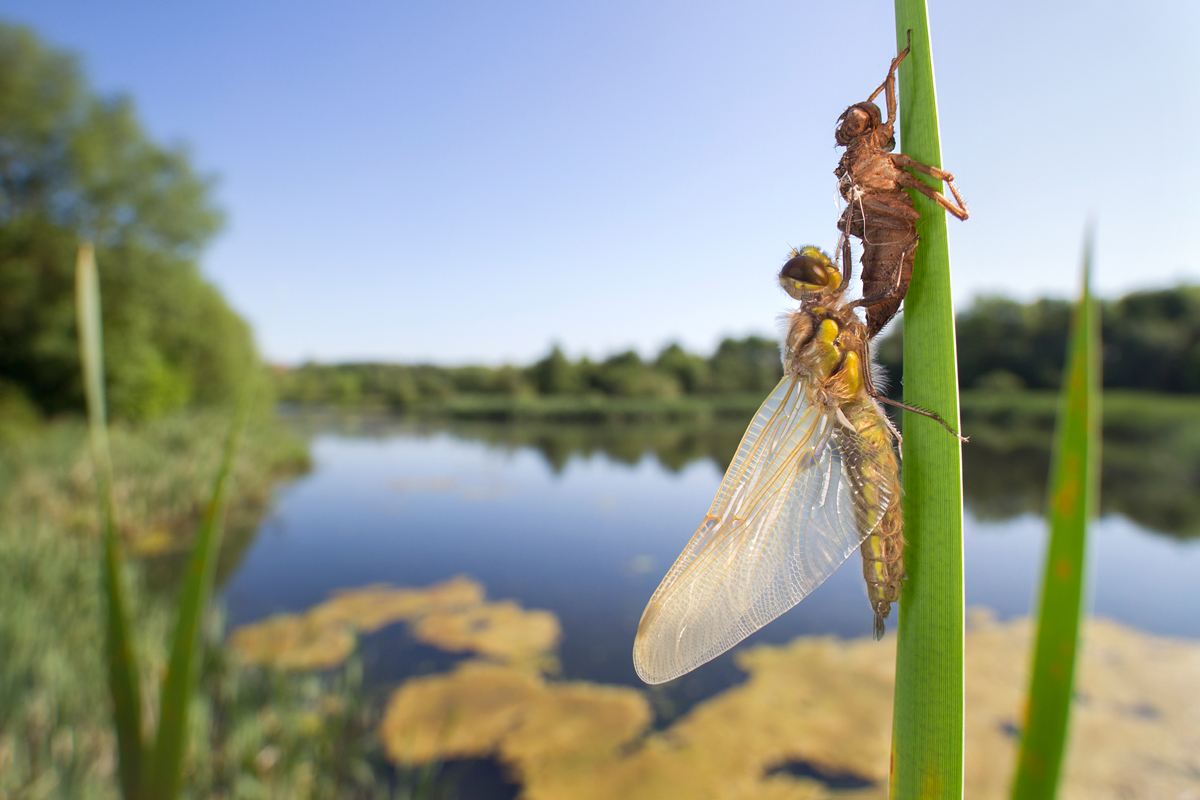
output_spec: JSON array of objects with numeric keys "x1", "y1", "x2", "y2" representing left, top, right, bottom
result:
[{"x1": 220, "y1": 421, "x2": 1200, "y2": 701}]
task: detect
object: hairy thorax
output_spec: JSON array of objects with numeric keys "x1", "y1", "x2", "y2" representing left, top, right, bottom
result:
[{"x1": 782, "y1": 305, "x2": 871, "y2": 411}]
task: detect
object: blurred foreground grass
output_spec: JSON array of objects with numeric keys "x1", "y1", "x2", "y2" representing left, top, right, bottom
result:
[{"x1": 0, "y1": 406, "x2": 406, "y2": 798}]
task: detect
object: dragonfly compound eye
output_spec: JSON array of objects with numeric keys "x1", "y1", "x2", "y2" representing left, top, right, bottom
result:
[{"x1": 779, "y1": 247, "x2": 840, "y2": 300}]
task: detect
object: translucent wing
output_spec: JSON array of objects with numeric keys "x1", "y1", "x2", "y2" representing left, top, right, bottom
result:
[{"x1": 633, "y1": 377, "x2": 883, "y2": 684}]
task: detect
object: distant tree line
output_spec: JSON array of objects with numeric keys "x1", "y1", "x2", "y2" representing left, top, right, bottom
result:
[
  {"x1": 279, "y1": 284, "x2": 1200, "y2": 409},
  {"x1": 877, "y1": 285, "x2": 1200, "y2": 394},
  {"x1": 0, "y1": 24, "x2": 255, "y2": 420},
  {"x1": 273, "y1": 337, "x2": 785, "y2": 409}
]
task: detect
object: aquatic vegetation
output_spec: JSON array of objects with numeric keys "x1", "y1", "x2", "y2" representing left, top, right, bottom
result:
[
  {"x1": 378, "y1": 612, "x2": 1200, "y2": 800},
  {"x1": 229, "y1": 577, "x2": 561, "y2": 673},
  {"x1": 228, "y1": 615, "x2": 360, "y2": 672},
  {"x1": 411, "y1": 600, "x2": 560, "y2": 671},
  {"x1": 78, "y1": 243, "x2": 250, "y2": 799},
  {"x1": 380, "y1": 661, "x2": 651, "y2": 769},
  {"x1": 311, "y1": 577, "x2": 485, "y2": 633},
  {"x1": 966, "y1": 612, "x2": 1200, "y2": 798},
  {"x1": 0, "y1": 412, "x2": 316, "y2": 797}
]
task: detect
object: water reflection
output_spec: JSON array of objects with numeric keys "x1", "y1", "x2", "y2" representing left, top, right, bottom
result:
[
  {"x1": 286, "y1": 411, "x2": 1200, "y2": 539},
  {"x1": 225, "y1": 415, "x2": 1200, "y2": 675},
  {"x1": 413, "y1": 419, "x2": 751, "y2": 476}
]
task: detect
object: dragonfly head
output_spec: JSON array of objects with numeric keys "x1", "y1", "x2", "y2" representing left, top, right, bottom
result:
[
  {"x1": 779, "y1": 246, "x2": 842, "y2": 302},
  {"x1": 836, "y1": 101, "x2": 893, "y2": 150}
]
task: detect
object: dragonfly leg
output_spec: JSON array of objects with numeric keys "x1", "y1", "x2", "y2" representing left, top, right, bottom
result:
[
  {"x1": 858, "y1": 334, "x2": 967, "y2": 443},
  {"x1": 836, "y1": 205, "x2": 855, "y2": 284},
  {"x1": 892, "y1": 161, "x2": 969, "y2": 221},
  {"x1": 866, "y1": 30, "x2": 912, "y2": 126},
  {"x1": 876, "y1": 395, "x2": 969, "y2": 442}
]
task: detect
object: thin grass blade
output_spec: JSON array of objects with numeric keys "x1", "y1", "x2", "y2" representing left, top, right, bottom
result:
[
  {"x1": 1010, "y1": 234, "x2": 1100, "y2": 798},
  {"x1": 142, "y1": 393, "x2": 251, "y2": 799},
  {"x1": 888, "y1": 3, "x2": 966, "y2": 798},
  {"x1": 76, "y1": 242, "x2": 144, "y2": 798}
]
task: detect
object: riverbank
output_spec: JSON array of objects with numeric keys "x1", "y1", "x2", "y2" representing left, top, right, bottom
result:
[
  {"x1": 0, "y1": 406, "x2": 311, "y2": 575},
  {"x1": 0, "y1": 408, "x2": 343, "y2": 798},
  {"x1": 285, "y1": 387, "x2": 1200, "y2": 432}
]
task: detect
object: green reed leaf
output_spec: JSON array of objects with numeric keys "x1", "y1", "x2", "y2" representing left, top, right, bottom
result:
[
  {"x1": 142, "y1": 394, "x2": 249, "y2": 799},
  {"x1": 76, "y1": 243, "x2": 145, "y2": 799},
  {"x1": 1010, "y1": 234, "x2": 1100, "y2": 799},
  {"x1": 888, "y1": 3, "x2": 966, "y2": 798}
]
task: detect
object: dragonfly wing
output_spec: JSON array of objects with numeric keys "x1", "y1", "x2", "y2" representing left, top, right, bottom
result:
[{"x1": 633, "y1": 377, "x2": 873, "y2": 684}]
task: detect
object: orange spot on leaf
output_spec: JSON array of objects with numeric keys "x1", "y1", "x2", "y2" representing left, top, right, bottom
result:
[{"x1": 1053, "y1": 559, "x2": 1072, "y2": 580}]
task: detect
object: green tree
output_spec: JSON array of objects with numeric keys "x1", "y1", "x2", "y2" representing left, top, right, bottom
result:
[
  {"x1": 1103, "y1": 286, "x2": 1200, "y2": 393},
  {"x1": 654, "y1": 342, "x2": 710, "y2": 393},
  {"x1": 956, "y1": 297, "x2": 1071, "y2": 391},
  {"x1": 708, "y1": 336, "x2": 782, "y2": 393},
  {"x1": 589, "y1": 350, "x2": 681, "y2": 398},
  {"x1": 877, "y1": 286, "x2": 1200, "y2": 394},
  {"x1": 530, "y1": 345, "x2": 583, "y2": 395},
  {"x1": 0, "y1": 23, "x2": 251, "y2": 419},
  {"x1": 451, "y1": 363, "x2": 530, "y2": 395}
]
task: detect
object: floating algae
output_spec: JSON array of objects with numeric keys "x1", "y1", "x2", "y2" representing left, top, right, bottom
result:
[
  {"x1": 229, "y1": 576, "x2": 559, "y2": 672},
  {"x1": 381, "y1": 639, "x2": 889, "y2": 800},
  {"x1": 233, "y1": 579, "x2": 1200, "y2": 797},
  {"x1": 380, "y1": 611, "x2": 1200, "y2": 800},
  {"x1": 227, "y1": 614, "x2": 358, "y2": 671},
  {"x1": 379, "y1": 660, "x2": 653, "y2": 796},
  {"x1": 411, "y1": 599, "x2": 561, "y2": 672},
  {"x1": 309, "y1": 575, "x2": 483, "y2": 632}
]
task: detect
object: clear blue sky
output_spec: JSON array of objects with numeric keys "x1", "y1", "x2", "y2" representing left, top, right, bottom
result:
[{"x1": 6, "y1": 1, "x2": 1198, "y2": 365}]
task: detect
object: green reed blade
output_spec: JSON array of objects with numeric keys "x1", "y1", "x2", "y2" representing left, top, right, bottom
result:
[
  {"x1": 888, "y1": 4, "x2": 966, "y2": 798},
  {"x1": 142, "y1": 392, "x2": 250, "y2": 799},
  {"x1": 1010, "y1": 235, "x2": 1100, "y2": 799},
  {"x1": 76, "y1": 243, "x2": 145, "y2": 799}
]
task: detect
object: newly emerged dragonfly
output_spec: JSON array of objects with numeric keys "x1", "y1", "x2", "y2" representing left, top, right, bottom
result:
[{"x1": 632, "y1": 247, "x2": 904, "y2": 685}]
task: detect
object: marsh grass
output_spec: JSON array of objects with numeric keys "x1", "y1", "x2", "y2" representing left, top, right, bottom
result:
[
  {"x1": 70, "y1": 243, "x2": 391, "y2": 799},
  {"x1": 0, "y1": 404, "x2": 313, "y2": 797},
  {"x1": 1010, "y1": 239, "x2": 1101, "y2": 798},
  {"x1": 77, "y1": 243, "x2": 145, "y2": 797}
]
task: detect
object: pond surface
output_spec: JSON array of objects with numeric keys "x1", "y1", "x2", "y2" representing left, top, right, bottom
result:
[{"x1": 219, "y1": 420, "x2": 1200, "y2": 704}]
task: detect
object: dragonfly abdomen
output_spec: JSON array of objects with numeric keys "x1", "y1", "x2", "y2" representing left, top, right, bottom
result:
[
  {"x1": 861, "y1": 502, "x2": 904, "y2": 640},
  {"x1": 845, "y1": 400, "x2": 904, "y2": 639}
]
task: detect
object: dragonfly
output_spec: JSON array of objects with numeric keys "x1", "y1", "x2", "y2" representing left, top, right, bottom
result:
[{"x1": 633, "y1": 246, "x2": 906, "y2": 685}]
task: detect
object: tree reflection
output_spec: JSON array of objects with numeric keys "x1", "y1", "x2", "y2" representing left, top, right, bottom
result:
[
  {"x1": 443, "y1": 413, "x2": 1200, "y2": 540},
  {"x1": 287, "y1": 404, "x2": 1200, "y2": 540}
]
